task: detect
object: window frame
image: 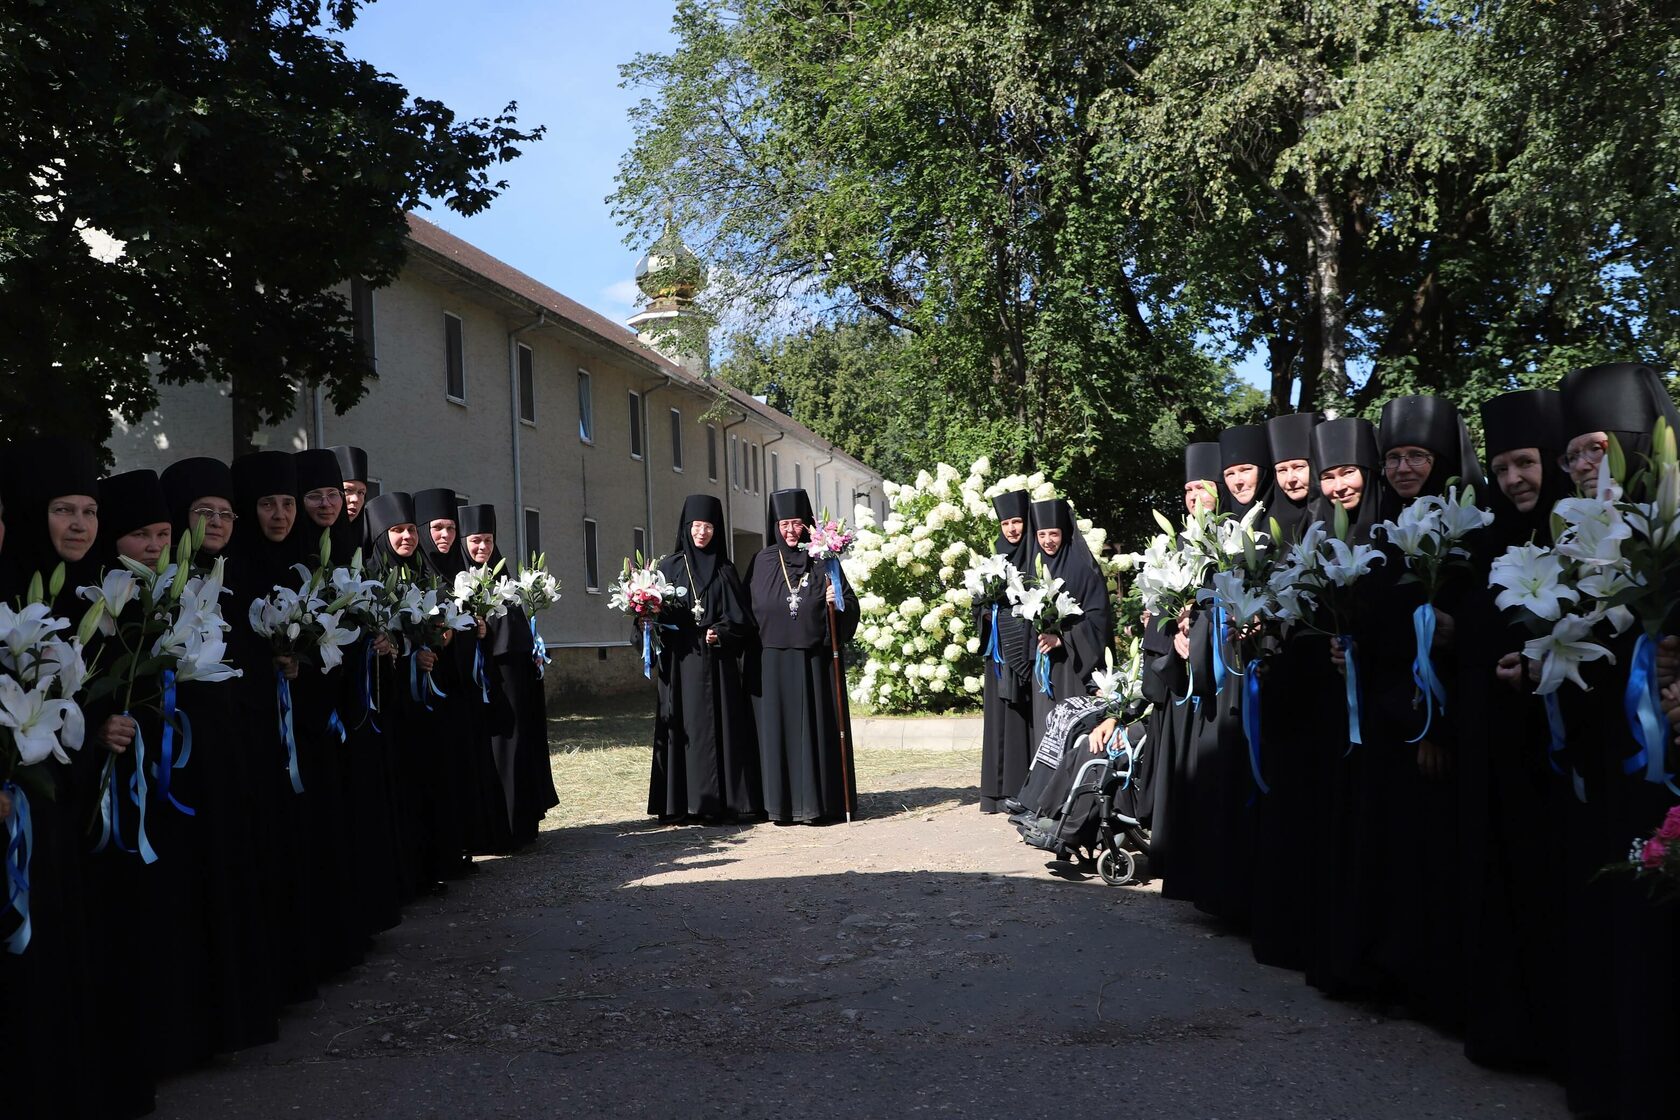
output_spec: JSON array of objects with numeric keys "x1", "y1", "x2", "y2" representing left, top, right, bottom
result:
[
  {"x1": 628, "y1": 390, "x2": 644, "y2": 461},
  {"x1": 577, "y1": 369, "x2": 595, "y2": 444},
  {"x1": 770, "y1": 450, "x2": 780, "y2": 491},
  {"x1": 584, "y1": 517, "x2": 601, "y2": 592},
  {"x1": 517, "y1": 342, "x2": 536, "y2": 425},
  {"x1": 706, "y1": 425, "x2": 718, "y2": 481},
  {"x1": 443, "y1": 311, "x2": 466, "y2": 404},
  {"x1": 633, "y1": 526, "x2": 646, "y2": 562},
  {"x1": 669, "y1": 408, "x2": 684, "y2": 473},
  {"x1": 523, "y1": 508, "x2": 541, "y2": 566}
]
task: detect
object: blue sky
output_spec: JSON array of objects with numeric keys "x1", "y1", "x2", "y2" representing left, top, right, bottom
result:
[
  {"x1": 338, "y1": 2, "x2": 1269, "y2": 390},
  {"x1": 339, "y1": 0, "x2": 677, "y2": 324}
]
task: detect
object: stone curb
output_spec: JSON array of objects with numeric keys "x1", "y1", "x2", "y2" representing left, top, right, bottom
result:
[{"x1": 852, "y1": 715, "x2": 983, "y2": 752}]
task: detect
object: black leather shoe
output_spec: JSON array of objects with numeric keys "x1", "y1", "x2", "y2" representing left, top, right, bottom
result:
[{"x1": 1001, "y1": 798, "x2": 1026, "y2": 815}]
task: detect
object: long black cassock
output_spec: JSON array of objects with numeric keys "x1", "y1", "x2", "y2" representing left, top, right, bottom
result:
[
  {"x1": 748, "y1": 489, "x2": 860, "y2": 823},
  {"x1": 1025, "y1": 498, "x2": 1113, "y2": 743},
  {"x1": 977, "y1": 489, "x2": 1035, "y2": 814},
  {"x1": 649, "y1": 495, "x2": 762, "y2": 822}
]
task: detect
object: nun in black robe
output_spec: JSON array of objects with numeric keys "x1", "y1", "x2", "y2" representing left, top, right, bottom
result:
[
  {"x1": 647, "y1": 495, "x2": 762, "y2": 823},
  {"x1": 747, "y1": 489, "x2": 860, "y2": 824},
  {"x1": 414, "y1": 488, "x2": 512, "y2": 861},
  {"x1": 90, "y1": 469, "x2": 218, "y2": 1084},
  {"x1": 1024, "y1": 498, "x2": 1113, "y2": 742},
  {"x1": 1456, "y1": 388, "x2": 1571, "y2": 1070},
  {"x1": 1249, "y1": 412, "x2": 1331, "y2": 969},
  {"x1": 459, "y1": 503, "x2": 559, "y2": 845},
  {"x1": 287, "y1": 449, "x2": 369, "y2": 973},
  {"x1": 330, "y1": 444, "x2": 373, "y2": 553},
  {"x1": 364, "y1": 491, "x2": 452, "y2": 894},
  {"x1": 1184, "y1": 425, "x2": 1277, "y2": 928},
  {"x1": 159, "y1": 455, "x2": 282, "y2": 1053},
  {"x1": 0, "y1": 438, "x2": 106, "y2": 1120},
  {"x1": 1151, "y1": 442, "x2": 1223, "y2": 898},
  {"x1": 1361, "y1": 395, "x2": 1483, "y2": 1026},
  {"x1": 1301, "y1": 417, "x2": 1388, "y2": 999},
  {"x1": 977, "y1": 490, "x2": 1035, "y2": 814},
  {"x1": 225, "y1": 450, "x2": 320, "y2": 1003},
  {"x1": 1550, "y1": 362, "x2": 1680, "y2": 1120}
]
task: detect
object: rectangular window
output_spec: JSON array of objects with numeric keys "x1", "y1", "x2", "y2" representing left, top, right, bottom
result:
[
  {"x1": 584, "y1": 518, "x2": 600, "y2": 592},
  {"x1": 350, "y1": 278, "x2": 376, "y2": 366},
  {"x1": 669, "y1": 409, "x2": 684, "y2": 472},
  {"x1": 577, "y1": 370, "x2": 594, "y2": 443},
  {"x1": 751, "y1": 445, "x2": 760, "y2": 493},
  {"x1": 706, "y1": 426, "x2": 718, "y2": 481},
  {"x1": 795, "y1": 462, "x2": 802, "y2": 489},
  {"x1": 367, "y1": 477, "x2": 384, "y2": 498},
  {"x1": 524, "y1": 508, "x2": 541, "y2": 564},
  {"x1": 455, "y1": 493, "x2": 470, "y2": 507},
  {"x1": 770, "y1": 451, "x2": 780, "y2": 491},
  {"x1": 730, "y1": 435, "x2": 740, "y2": 489},
  {"x1": 444, "y1": 312, "x2": 466, "y2": 402},
  {"x1": 628, "y1": 391, "x2": 643, "y2": 460},
  {"x1": 633, "y1": 527, "x2": 646, "y2": 562},
  {"x1": 836, "y1": 479, "x2": 842, "y2": 513},
  {"x1": 517, "y1": 343, "x2": 536, "y2": 424},
  {"x1": 814, "y1": 469, "x2": 823, "y2": 507}
]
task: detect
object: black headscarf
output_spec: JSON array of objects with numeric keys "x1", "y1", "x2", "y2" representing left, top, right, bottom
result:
[
  {"x1": 0, "y1": 436, "x2": 104, "y2": 607},
  {"x1": 1377, "y1": 394, "x2": 1486, "y2": 516},
  {"x1": 1265, "y1": 412, "x2": 1322, "y2": 540},
  {"x1": 413, "y1": 487, "x2": 467, "y2": 582},
  {"x1": 1184, "y1": 442, "x2": 1224, "y2": 509},
  {"x1": 1216, "y1": 424, "x2": 1276, "y2": 519},
  {"x1": 363, "y1": 491, "x2": 419, "y2": 576},
  {"x1": 329, "y1": 445, "x2": 369, "y2": 487},
  {"x1": 229, "y1": 450, "x2": 306, "y2": 597},
  {"x1": 767, "y1": 487, "x2": 815, "y2": 562},
  {"x1": 1309, "y1": 417, "x2": 1381, "y2": 544},
  {"x1": 291, "y1": 449, "x2": 360, "y2": 567},
  {"x1": 664, "y1": 493, "x2": 747, "y2": 634},
  {"x1": 160, "y1": 456, "x2": 234, "y2": 560},
  {"x1": 458, "y1": 503, "x2": 502, "y2": 565},
  {"x1": 94, "y1": 469, "x2": 171, "y2": 569},
  {"x1": 1558, "y1": 362, "x2": 1680, "y2": 495},
  {"x1": 673, "y1": 493, "x2": 727, "y2": 590},
  {"x1": 1480, "y1": 389, "x2": 1572, "y2": 548},
  {"x1": 1028, "y1": 497, "x2": 1112, "y2": 659},
  {"x1": 990, "y1": 489, "x2": 1033, "y2": 571}
]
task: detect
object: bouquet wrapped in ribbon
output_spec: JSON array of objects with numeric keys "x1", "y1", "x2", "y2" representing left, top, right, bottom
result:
[
  {"x1": 609, "y1": 555, "x2": 688, "y2": 679},
  {"x1": 1371, "y1": 484, "x2": 1493, "y2": 741},
  {"x1": 0, "y1": 581, "x2": 97, "y2": 954},
  {"x1": 514, "y1": 553, "x2": 561, "y2": 677},
  {"x1": 80, "y1": 537, "x2": 241, "y2": 859},
  {"x1": 1608, "y1": 804, "x2": 1680, "y2": 901},
  {"x1": 801, "y1": 513, "x2": 857, "y2": 611},
  {"x1": 962, "y1": 553, "x2": 1024, "y2": 679},
  {"x1": 452, "y1": 559, "x2": 522, "y2": 701},
  {"x1": 388, "y1": 576, "x2": 477, "y2": 712},
  {"x1": 1006, "y1": 560, "x2": 1084, "y2": 698},
  {"x1": 1089, "y1": 639, "x2": 1146, "y2": 720}
]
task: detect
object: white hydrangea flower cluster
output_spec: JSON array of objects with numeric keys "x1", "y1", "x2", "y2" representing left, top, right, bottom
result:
[{"x1": 845, "y1": 457, "x2": 1121, "y2": 713}]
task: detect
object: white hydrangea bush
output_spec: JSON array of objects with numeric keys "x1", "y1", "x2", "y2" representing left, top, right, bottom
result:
[{"x1": 843, "y1": 457, "x2": 1122, "y2": 713}]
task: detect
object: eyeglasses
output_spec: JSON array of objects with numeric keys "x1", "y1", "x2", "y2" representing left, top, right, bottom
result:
[
  {"x1": 1382, "y1": 450, "x2": 1434, "y2": 471},
  {"x1": 1559, "y1": 440, "x2": 1609, "y2": 470},
  {"x1": 190, "y1": 507, "x2": 238, "y2": 524}
]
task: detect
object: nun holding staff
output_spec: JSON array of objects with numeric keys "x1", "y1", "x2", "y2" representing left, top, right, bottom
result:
[
  {"x1": 976, "y1": 489, "x2": 1035, "y2": 815},
  {"x1": 646, "y1": 494, "x2": 761, "y2": 824},
  {"x1": 747, "y1": 488, "x2": 859, "y2": 824}
]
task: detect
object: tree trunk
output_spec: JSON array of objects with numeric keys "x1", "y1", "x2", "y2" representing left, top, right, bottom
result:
[{"x1": 1309, "y1": 187, "x2": 1347, "y2": 404}]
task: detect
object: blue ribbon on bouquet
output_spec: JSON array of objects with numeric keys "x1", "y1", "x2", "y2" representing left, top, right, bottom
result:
[
  {"x1": 473, "y1": 643, "x2": 492, "y2": 704},
  {"x1": 1243, "y1": 660, "x2": 1268, "y2": 794},
  {"x1": 1210, "y1": 604, "x2": 1229, "y2": 692},
  {"x1": 1543, "y1": 692, "x2": 1568, "y2": 778},
  {"x1": 1408, "y1": 605, "x2": 1449, "y2": 744},
  {"x1": 642, "y1": 626, "x2": 654, "y2": 679},
  {"x1": 93, "y1": 753, "x2": 127, "y2": 855},
  {"x1": 327, "y1": 708, "x2": 347, "y2": 744},
  {"x1": 827, "y1": 558, "x2": 846, "y2": 613},
  {"x1": 985, "y1": 604, "x2": 1003, "y2": 679},
  {"x1": 3, "y1": 783, "x2": 33, "y2": 954},
  {"x1": 408, "y1": 652, "x2": 446, "y2": 710},
  {"x1": 276, "y1": 669, "x2": 304, "y2": 794},
  {"x1": 530, "y1": 617, "x2": 550, "y2": 679},
  {"x1": 124, "y1": 718, "x2": 159, "y2": 865},
  {"x1": 154, "y1": 671, "x2": 195, "y2": 817},
  {"x1": 1621, "y1": 633, "x2": 1678, "y2": 794},
  {"x1": 1174, "y1": 653, "x2": 1196, "y2": 707},
  {"x1": 1035, "y1": 648, "x2": 1053, "y2": 698},
  {"x1": 361, "y1": 639, "x2": 381, "y2": 733},
  {"x1": 1340, "y1": 634, "x2": 1363, "y2": 752}
]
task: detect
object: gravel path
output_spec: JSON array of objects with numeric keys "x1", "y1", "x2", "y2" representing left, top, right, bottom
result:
[{"x1": 157, "y1": 758, "x2": 1568, "y2": 1119}]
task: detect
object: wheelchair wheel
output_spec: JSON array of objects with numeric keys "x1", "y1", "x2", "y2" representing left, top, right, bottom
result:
[{"x1": 1097, "y1": 847, "x2": 1136, "y2": 886}]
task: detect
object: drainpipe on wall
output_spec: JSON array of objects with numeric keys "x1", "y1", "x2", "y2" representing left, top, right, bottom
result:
[
  {"x1": 507, "y1": 312, "x2": 547, "y2": 562},
  {"x1": 816, "y1": 446, "x2": 836, "y2": 515},
  {"x1": 310, "y1": 383, "x2": 326, "y2": 447}
]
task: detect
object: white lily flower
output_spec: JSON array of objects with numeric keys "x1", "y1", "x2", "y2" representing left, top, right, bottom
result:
[
  {"x1": 314, "y1": 610, "x2": 362, "y2": 672},
  {"x1": 0, "y1": 674, "x2": 81, "y2": 765},
  {"x1": 1438, "y1": 486, "x2": 1495, "y2": 539},
  {"x1": 1489, "y1": 543, "x2": 1578, "y2": 621},
  {"x1": 79, "y1": 569, "x2": 140, "y2": 635},
  {"x1": 174, "y1": 630, "x2": 241, "y2": 684},
  {"x1": 1523, "y1": 614, "x2": 1616, "y2": 694},
  {"x1": 1321, "y1": 539, "x2": 1385, "y2": 586},
  {"x1": 0, "y1": 602, "x2": 69, "y2": 672},
  {"x1": 37, "y1": 639, "x2": 89, "y2": 698}
]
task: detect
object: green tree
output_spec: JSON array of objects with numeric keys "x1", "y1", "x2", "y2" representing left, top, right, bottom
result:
[{"x1": 0, "y1": 0, "x2": 541, "y2": 454}]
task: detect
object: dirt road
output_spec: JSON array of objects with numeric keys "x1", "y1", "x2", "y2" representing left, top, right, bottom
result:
[{"x1": 158, "y1": 757, "x2": 1567, "y2": 1119}]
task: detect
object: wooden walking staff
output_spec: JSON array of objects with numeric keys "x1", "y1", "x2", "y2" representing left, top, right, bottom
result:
[{"x1": 826, "y1": 591, "x2": 857, "y2": 823}]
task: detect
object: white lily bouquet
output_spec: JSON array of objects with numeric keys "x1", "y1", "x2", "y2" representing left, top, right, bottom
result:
[
  {"x1": 451, "y1": 560, "x2": 522, "y2": 701},
  {"x1": 1090, "y1": 639, "x2": 1146, "y2": 720},
  {"x1": 608, "y1": 554, "x2": 688, "y2": 679},
  {"x1": 1371, "y1": 485, "x2": 1494, "y2": 741},
  {"x1": 1264, "y1": 512, "x2": 1387, "y2": 745},
  {"x1": 1490, "y1": 424, "x2": 1680, "y2": 791},
  {"x1": 0, "y1": 575, "x2": 99, "y2": 954},
  {"x1": 514, "y1": 554, "x2": 561, "y2": 677},
  {"x1": 963, "y1": 553, "x2": 1024, "y2": 679},
  {"x1": 1194, "y1": 504, "x2": 1274, "y2": 678},
  {"x1": 80, "y1": 533, "x2": 241, "y2": 860},
  {"x1": 1006, "y1": 559, "x2": 1084, "y2": 698}
]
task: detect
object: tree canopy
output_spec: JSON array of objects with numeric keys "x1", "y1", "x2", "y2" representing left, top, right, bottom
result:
[
  {"x1": 0, "y1": 0, "x2": 541, "y2": 454},
  {"x1": 614, "y1": 0, "x2": 1676, "y2": 533}
]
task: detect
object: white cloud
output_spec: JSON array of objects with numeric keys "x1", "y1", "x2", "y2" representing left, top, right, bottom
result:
[{"x1": 600, "y1": 278, "x2": 643, "y2": 322}]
